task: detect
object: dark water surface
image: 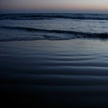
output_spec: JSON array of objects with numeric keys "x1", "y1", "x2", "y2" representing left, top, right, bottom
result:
[
  {"x1": 0, "y1": 13, "x2": 108, "y2": 107},
  {"x1": 0, "y1": 39, "x2": 108, "y2": 107}
]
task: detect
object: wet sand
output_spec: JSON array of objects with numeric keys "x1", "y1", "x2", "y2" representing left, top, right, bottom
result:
[{"x1": 0, "y1": 39, "x2": 108, "y2": 107}]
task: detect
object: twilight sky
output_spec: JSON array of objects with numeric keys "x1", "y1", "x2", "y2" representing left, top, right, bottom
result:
[{"x1": 0, "y1": 0, "x2": 108, "y2": 12}]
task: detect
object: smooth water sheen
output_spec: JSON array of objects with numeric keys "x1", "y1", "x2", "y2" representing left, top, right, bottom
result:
[{"x1": 0, "y1": 39, "x2": 108, "y2": 107}]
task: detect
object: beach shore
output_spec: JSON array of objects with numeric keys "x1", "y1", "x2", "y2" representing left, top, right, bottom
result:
[{"x1": 1, "y1": 39, "x2": 108, "y2": 107}]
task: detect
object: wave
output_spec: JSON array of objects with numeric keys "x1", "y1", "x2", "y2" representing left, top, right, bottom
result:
[
  {"x1": 0, "y1": 26, "x2": 108, "y2": 41},
  {"x1": 0, "y1": 13, "x2": 108, "y2": 20}
]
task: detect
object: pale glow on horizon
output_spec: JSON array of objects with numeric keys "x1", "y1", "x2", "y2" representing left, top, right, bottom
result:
[{"x1": 0, "y1": 0, "x2": 108, "y2": 12}]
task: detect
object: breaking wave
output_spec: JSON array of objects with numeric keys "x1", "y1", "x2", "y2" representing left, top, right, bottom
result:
[
  {"x1": 0, "y1": 13, "x2": 108, "y2": 20},
  {"x1": 0, "y1": 26, "x2": 108, "y2": 41}
]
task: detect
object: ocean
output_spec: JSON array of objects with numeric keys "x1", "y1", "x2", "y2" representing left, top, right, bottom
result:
[{"x1": 0, "y1": 13, "x2": 108, "y2": 107}]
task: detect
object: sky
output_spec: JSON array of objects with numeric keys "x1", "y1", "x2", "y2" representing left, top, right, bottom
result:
[{"x1": 0, "y1": 0, "x2": 108, "y2": 13}]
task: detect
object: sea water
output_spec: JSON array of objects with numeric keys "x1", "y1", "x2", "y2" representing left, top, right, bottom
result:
[{"x1": 0, "y1": 13, "x2": 108, "y2": 107}]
